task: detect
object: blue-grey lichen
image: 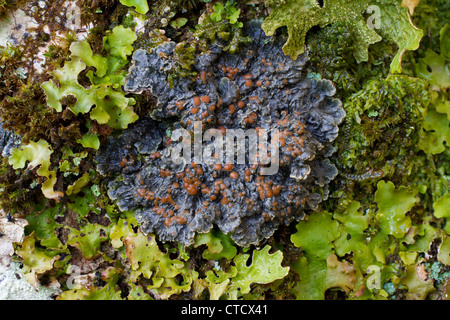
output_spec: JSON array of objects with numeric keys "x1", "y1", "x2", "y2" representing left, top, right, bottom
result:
[
  {"x1": 0, "y1": 122, "x2": 21, "y2": 158},
  {"x1": 96, "y1": 21, "x2": 345, "y2": 247}
]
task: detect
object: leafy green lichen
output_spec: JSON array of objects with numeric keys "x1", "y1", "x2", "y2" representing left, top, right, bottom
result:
[
  {"x1": 416, "y1": 23, "x2": 450, "y2": 90},
  {"x1": 15, "y1": 233, "x2": 58, "y2": 287},
  {"x1": 433, "y1": 194, "x2": 450, "y2": 234},
  {"x1": 8, "y1": 139, "x2": 63, "y2": 201},
  {"x1": 194, "y1": 229, "x2": 237, "y2": 261},
  {"x1": 25, "y1": 204, "x2": 65, "y2": 251},
  {"x1": 374, "y1": 180, "x2": 418, "y2": 239},
  {"x1": 225, "y1": 245, "x2": 289, "y2": 299},
  {"x1": 66, "y1": 223, "x2": 110, "y2": 260},
  {"x1": 419, "y1": 99, "x2": 450, "y2": 155},
  {"x1": 197, "y1": 245, "x2": 289, "y2": 299},
  {"x1": 42, "y1": 26, "x2": 139, "y2": 131},
  {"x1": 262, "y1": 0, "x2": 423, "y2": 73},
  {"x1": 119, "y1": 0, "x2": 149, "y2": 14},
  {"x1": 124, "y1": 230, "x2": 197, "y2": 298}
]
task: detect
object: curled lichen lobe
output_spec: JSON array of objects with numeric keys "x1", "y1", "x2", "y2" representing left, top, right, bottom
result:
[{"x1": 97, "y1": 21, "x2": 345, "y2": 247}]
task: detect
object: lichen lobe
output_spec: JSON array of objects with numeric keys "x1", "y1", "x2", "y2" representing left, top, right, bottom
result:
[
  {"x1": 97, "y1": 21, "x2": 345, "y2": 247},
  {"x1": 0, "y1": 122, "x2": 21, "y2": 158}
]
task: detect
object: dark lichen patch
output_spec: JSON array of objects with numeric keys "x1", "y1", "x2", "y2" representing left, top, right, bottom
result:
[
  {"x1": 0, "y1": 121, "x2": 29, "y2": 214},
  {"x1": 0, "y1": 120, "x2": 21, "y2": 158},
  {"x1": 96, "y1": 21, "x2": 345, "y2": 247},
  {"x1": 96, "y1": 118, "x2": 166, "y2": 177}
]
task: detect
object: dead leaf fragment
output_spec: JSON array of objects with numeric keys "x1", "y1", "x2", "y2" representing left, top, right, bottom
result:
[
  {"x1": 401, "y1": 0, "x2": 420, "y2": 15},
  {"x1": 325, "y1": 254, "x2": 357, "y2": 293}
]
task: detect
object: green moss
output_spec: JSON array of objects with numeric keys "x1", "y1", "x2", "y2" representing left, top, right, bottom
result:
[
  {"x1": 161, "y1": 0, "x2": 205, "y2": 12},
  {"x1": 307, "y1": 23, "x2": 394, "y2": 99},
  {"x1": 167, "y1": 41, "x2": 198, "y2": 88},
  {"x1": 0, "y1": 0, "x2": 26, "y2": 17},
  {"x1": 336, "y1": 75, "x2": 431, "y2": 184},
  {"x1": 193, "y1": 3, "x2": 251, "y2": 54},
  {"x1": 0, "y1": 42, "x2": 83, "y2": 145}
]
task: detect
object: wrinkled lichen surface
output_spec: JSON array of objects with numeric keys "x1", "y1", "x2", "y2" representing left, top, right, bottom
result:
[
  {"x1": 0, "y1": 122, "x2": 20, "y2": 158},
  {"x1": 97, "y1": 21, "x2": 345, "y2": 246}
]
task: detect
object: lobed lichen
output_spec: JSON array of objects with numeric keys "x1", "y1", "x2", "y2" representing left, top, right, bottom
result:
[
  {"x1": 97, "y1": 21, "x2": 345, "y2": 247},
  {"x1": 0, "y1": 121, "x2": 20, "y2": 158}
]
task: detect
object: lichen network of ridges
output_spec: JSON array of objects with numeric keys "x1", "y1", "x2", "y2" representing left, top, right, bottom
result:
[{"x1": 96, "y1": 21, "x2": 346, "y2": 247}]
